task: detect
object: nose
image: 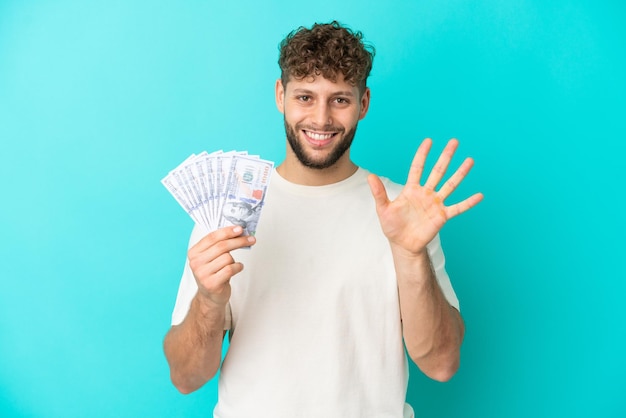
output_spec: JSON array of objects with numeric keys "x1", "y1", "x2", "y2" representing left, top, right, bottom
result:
[{"x1": 311, "y1": 102, "x2": 332, "y2": 128}]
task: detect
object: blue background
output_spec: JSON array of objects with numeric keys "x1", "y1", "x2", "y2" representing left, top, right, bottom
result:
[{"x1": 1, "y1": 0, "x2": 624, "y2": 417}]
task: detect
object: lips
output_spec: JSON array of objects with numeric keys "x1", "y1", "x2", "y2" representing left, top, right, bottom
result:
[{"x1": 302, "y1": 130, "x2": 337, "y2": 147}]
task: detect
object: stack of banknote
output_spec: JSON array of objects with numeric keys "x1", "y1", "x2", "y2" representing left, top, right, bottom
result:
[{"x1": 162, "y1": 150, "x2": 274, "y2": 235}]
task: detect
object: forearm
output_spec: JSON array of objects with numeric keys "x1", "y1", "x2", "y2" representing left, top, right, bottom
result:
[
  {"x1": 393, "y1": 245, "x2": 464, "y2": 382},
  {"x1": 163, "y1": 294, "x2": 226, "y2": 394}
]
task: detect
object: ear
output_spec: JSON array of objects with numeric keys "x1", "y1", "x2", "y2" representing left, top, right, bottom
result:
[
  {"x1": 275, "y1": 79, "x2": 285, "y2": 114},
  {"x1": 358, "y1": 87, "x2": 371, "y2": 120}
]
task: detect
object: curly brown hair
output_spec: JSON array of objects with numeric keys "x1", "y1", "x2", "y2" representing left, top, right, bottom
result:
[{"x1": 278, "y1": 21, "x2": 375, "y2": 95}]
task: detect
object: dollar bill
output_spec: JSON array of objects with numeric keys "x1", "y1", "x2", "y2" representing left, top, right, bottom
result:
[
  {"x1": 162, "y1": 150, "x2": 274, "y2": 235},
  {"x1": 218, "y1": 154, "x2": 273, "y2": 236}
]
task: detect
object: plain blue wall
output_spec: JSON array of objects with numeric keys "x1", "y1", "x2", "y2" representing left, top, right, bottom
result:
[{"x1": 1, "y1": 0, "x2": 624, "y2": 417}]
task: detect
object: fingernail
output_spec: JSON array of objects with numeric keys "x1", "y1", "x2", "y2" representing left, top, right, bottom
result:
[
  {"x1": 233, "y1": 226, "x2": 242, "y2": 233},
  {"x1": 247, "y1": 236, "x2": 256, "y2": 243}
]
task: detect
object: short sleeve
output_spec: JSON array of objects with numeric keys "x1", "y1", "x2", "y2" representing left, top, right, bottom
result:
[
  {"x1": 426, "y1": 233, "x2": 460, "y2": 311},
  {"x1": 170, "y1": 225, "x2": 232, "y2": 329}
]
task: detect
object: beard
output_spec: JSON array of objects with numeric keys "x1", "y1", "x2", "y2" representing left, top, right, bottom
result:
[{"x1": 284, "y1": 118, "x2": 358, "y2": 170}]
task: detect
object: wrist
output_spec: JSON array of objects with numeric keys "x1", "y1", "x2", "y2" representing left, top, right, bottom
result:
[
  {"x1": 390, "y1": 242, "x2": 429, "y2": 261},
  {"x1": 193, "y1": 292, "x2": 227, "y2": 319},
  {"x1": 390, "y1": 243, "x2": 435, "y2": 285}
]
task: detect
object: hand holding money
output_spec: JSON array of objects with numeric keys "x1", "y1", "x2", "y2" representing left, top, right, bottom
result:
[
  {"x1": 187, "y1": 225, "x2": 255, "y2": 309},
  {"x1": 162, "y1": 150, "x2": 274, "y2": 307}
]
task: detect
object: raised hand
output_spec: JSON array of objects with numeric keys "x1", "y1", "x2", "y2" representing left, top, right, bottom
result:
[{"x1": 368, "y1": 138, "x2": 483, "y2": 256}]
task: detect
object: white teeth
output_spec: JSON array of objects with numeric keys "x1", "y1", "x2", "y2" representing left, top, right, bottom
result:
[{"x1": 306, "y1": 131, "x2": 334, "y2": 140}]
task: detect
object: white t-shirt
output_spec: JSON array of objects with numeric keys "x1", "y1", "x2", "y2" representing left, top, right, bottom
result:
[{"x1": 171, "y1": 168, "x2": 459, "y2": 418}]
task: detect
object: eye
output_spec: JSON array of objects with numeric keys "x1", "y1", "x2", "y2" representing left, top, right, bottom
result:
[
  {"x1": 334, "y1": 97, "x2": 350, "y2": 105},
  {"x1": 298, "y1": 95, "x2": 311, "y2": 102}
]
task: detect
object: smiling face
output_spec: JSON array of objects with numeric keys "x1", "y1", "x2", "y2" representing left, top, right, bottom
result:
[{"x1": 275, "y1": 73, "x2": 370, "y2": 182}]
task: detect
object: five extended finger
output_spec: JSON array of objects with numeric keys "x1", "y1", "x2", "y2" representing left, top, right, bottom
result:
[
  {"x1": 367, "y1": 174, "x2": 390, "y2": 211},
  {"x1": 437, "y1": 156, "x2": 474, "y2": 200},
  {"x1": 424, "y1": 138, "x2": 459, "y2": 190},
  {"x1": 444, "y1": 192, "x2": 484, "y2": 219},
  {"x1": 407, "y1": 138, "x2": 433, "y2": 185}
]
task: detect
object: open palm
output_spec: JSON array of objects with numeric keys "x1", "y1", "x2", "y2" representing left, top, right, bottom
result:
[{"x1": 368, "y1": 138, "x2": 483, "y2": 255}]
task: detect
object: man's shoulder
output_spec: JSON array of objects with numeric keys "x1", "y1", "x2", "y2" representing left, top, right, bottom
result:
[{"x1": 359, "y1": 167, "x2": 404, "y2": 199}]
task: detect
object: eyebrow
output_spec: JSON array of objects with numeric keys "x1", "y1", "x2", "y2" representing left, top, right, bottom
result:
[{"x1": 291, "y1": 88, "x2": 356, "y2": 97}]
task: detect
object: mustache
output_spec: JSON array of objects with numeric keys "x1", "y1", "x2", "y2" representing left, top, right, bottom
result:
[{"x1": 295, "y1": 123, "x2": 344, "y2": 133}]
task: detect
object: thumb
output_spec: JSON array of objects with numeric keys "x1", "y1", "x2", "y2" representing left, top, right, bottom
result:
[{"x1": 367, "y1": 174, "x2": 389, "y2": 211}]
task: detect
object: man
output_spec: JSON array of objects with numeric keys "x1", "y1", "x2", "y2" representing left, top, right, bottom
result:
[{"x1": 164, "y1": 21, "x2": 483, "y2": 417}]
